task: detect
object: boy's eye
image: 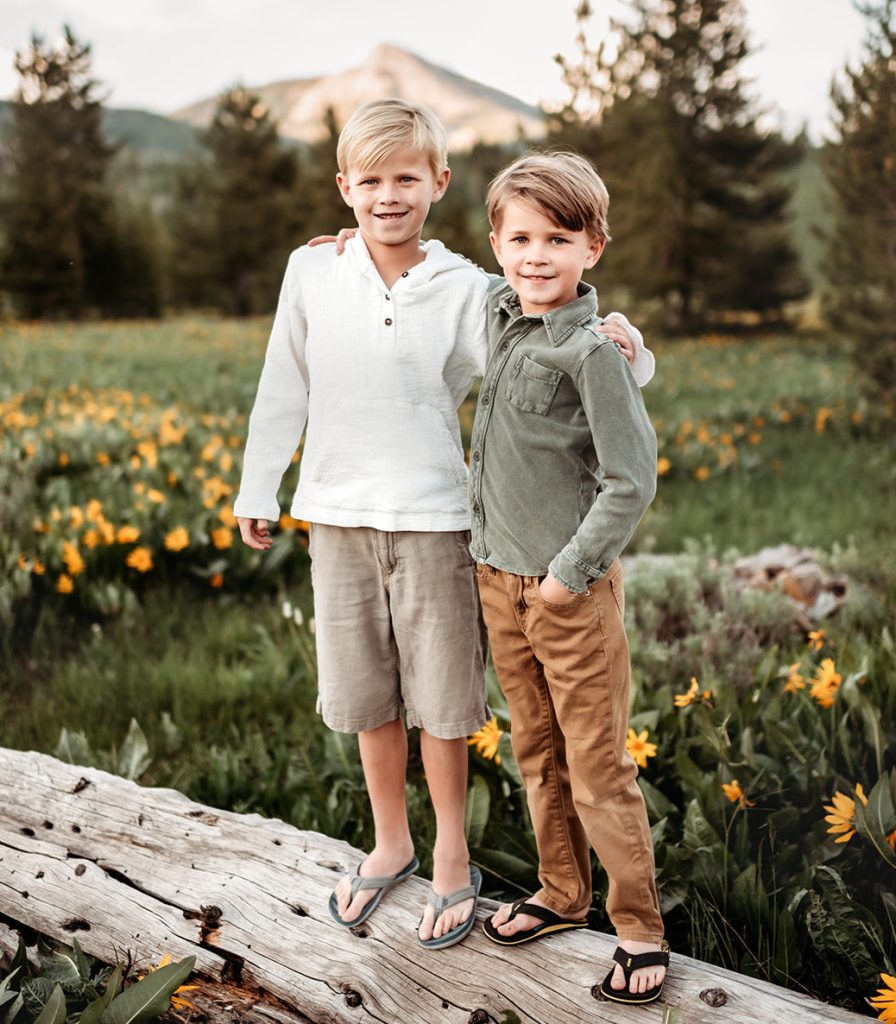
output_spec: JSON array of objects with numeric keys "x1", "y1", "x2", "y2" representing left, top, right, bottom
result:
[
  {"x1": 399, "y1": 176, "x2": 417, "y2": 183},
  {"x1": 510, "y1": 236, "x2": 528, "y2": 244},
  {"x1": 360, "y1": 179, "x2": 378, "y2": 186},
  {"x1": 550, "y1": 237, "x2": 570, "y2": 245}
]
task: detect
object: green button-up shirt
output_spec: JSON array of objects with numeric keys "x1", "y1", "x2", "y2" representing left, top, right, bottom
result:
[{"x1": 469, "y1": 279, "x2": 657, "y2": 592}]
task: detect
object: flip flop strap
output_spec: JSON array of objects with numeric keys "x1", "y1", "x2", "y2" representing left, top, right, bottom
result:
[
  {"x1": 348, "y1": 865, "x2": 404, "y2": 898},
  {"x1": 507, "y1": 900, "x2": 567, "y2": 925},
  {"x1": 427, "y1": 884, "x2": 476, "y2": 914},
  {"x1": 612, "y1": 946, "x2": 670, "y2": 972}
]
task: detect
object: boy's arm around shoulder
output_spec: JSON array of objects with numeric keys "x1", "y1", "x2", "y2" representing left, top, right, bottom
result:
[
  {"x1": 596, "y1": 311, "x2": 656, "y2": 387},
  {"x1": 547, "y1": 340, "x2": 657, "y2": 593},
  {"x1": 233, "y1": 249, "x2": 309, "y2": 524}
]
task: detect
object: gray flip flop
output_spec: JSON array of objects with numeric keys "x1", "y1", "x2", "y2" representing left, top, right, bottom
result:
[
  {"x1": 328, "y1": 855, "x2": 419, "y2": 927},
  {"x1": 418, "y1": 865, "x2": 482, "y2": 949}
]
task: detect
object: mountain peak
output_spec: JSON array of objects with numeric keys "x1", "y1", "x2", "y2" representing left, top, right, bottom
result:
[{"x1": 172, "y1": 45, "x2": 545, "y2": 151}]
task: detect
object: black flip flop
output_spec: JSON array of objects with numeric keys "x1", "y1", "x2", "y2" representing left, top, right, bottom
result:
[
  {"x1": 599, "y1": 941, "x2": 670, "y2": 1004},
  {"x1": 482, "y1": 899, "x2": 588, "y2": 946}
]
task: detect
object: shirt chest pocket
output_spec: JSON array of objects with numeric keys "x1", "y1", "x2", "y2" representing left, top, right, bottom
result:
[{"x1": 505, "y1": 354, "x2": 564, "y2": 415}]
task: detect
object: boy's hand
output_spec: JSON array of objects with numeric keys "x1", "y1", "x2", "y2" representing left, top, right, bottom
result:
[
  {"x1": 601, "y1": 311, "x2": 641, "y2": 365},
  {"x1": 539, "y1": 574, "x2": 579, "y2": 605},
  {"x1": 308, "y1": 227, "x2": 356, "y2": 254},
  {"x1": 237, "y1": 517, "x2": 272, "y2": 551}
]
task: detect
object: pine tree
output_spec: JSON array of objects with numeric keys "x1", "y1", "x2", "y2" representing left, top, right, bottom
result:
[
  {"x1": 0, "y1": 27, "x2": 119, "y2": 317},
  {"x1": 824, "y1": 0, "x2": 896, "y2": 408},
  {"x1": 169, "y1": 88, "x2": 300, "y2": 315},
  {"x1": 549, "y1": 0, "x2": 807, "y2": 330}
]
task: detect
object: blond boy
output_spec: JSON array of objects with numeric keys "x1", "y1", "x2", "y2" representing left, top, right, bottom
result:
[
  {"x1": 473, "y1": 153, "x2": 669, "y2": 1003},
  {"x1": 234, "y1": 100, "x2": 490, "y2": 947}
]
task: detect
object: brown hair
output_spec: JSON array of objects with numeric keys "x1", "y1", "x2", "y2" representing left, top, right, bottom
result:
[
  {"x1": 337, "y1": 98, "x2": 448, "y2": 177},
  {"x1": 487, "y1": 151, "x2": 611, "y2": 243}
]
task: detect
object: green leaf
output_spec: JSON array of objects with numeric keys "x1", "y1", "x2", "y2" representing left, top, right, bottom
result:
[
  {"x1": 464, "y1": 776, "x2": 490, "y2": 848},
  {"x1": 9, "y1": 940, "x2": 27, "y2": 985},
  {"x1": 1, "y1": 992, "x2": 24, "y2": 1024},
  {"x1": 117, "y1": 719, "x2": 150, "y2": 781},
  {"x1": 38, "y1": 947, "x2": 80, "y2": 990},
  {"x1": 0, "y1": 970, "x2": 23, "y2": 999},
  {"x1": 71, "y1": 940, "x2": 93, "y2": 985},
  {"x1": 682, "y1": 799, "x2": 721, "y2": 853},
  {"x1": 498, "y1": 1012, "x2": 522, "y2": 1024},
  {"x1": 100, "y1": 958, "x2": 195, "y2": 1024},
  {"x1": 638, "y1": 777, "x2": 674, "y2": 819},
  {"x1": 79, "y1": 966, "x2": 123, "y2": 1024},
  {"x1": 661, "y1": 1006, "x2": 683, "y2": 1024},
  {"x1": 854, "y1": 772, "x2": 896, "y2": 869},
  {"x1": 55, "y1": 728, "x2": 91, "y2": 766},
  {"x1": 32, "y1": 986, "x2": 66, "y2": 1024},
  {"x1": 496, "y1": 733, "x2": 522, "y2": 788}
]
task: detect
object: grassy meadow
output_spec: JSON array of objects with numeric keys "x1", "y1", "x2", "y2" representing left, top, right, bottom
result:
[{"x1": 1, "y1": 317, "x2": 895, "y2": 1015}]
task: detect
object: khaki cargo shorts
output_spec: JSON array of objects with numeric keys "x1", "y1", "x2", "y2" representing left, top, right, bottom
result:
[{"x1": 308, "y1": 524, "x2": 490, "y2": 739}]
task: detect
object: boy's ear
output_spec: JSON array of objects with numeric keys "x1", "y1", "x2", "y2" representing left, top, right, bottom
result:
[
  {"x1": 336, "y1": 172, "x2": 354, "y2": 208},
  {"x1": 584, "y1": 238, "x2": 606, "y2": 269},
  {"x1": 489, "y1": 231, "x2": 504, "y2": 268},
  {"x1": 430, "y1": 167, "x2": 451, "y2": 204}
]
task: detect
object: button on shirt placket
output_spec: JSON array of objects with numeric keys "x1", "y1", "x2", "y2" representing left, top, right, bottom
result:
[{"x1": 470, "y1": 315, "x2": 536, "y2": 558}]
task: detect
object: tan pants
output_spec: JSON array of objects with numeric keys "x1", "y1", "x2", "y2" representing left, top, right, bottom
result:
[{"x1": 476, "y1": 560, "x2": 664, "y2": 942}]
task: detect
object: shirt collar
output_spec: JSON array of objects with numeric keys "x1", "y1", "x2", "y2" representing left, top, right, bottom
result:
[{"x1": 497, "y1": 281, "x2": 600, "y2": 345}]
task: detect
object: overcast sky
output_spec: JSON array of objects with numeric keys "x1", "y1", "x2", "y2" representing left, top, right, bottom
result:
[{"x1": 0, "y1": 0, "x2": 869, "y2": 141}]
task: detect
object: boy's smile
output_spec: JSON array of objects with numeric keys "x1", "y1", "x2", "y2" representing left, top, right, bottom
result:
[
  {"x1": 490, "y1": 199, "x2": 605, "y2": 316},
  {"x1": 337, "y1": 146, "x2": 450, "y2": 258}
]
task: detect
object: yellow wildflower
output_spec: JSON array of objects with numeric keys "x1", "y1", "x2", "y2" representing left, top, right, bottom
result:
[
  {"x1": 126, "y1": 547, "x2": 153, "y2": 573},
  {"x1": 209, "y1": 572, "x2": 224, "y2": 589},
  {"x1": 748, "y1": 432, "x2": 762, "y2": 446},
  {"x1": 784, "y1": 662, "x2": 805, "y2": 693},
  {"x1": 33, "y1": 558, "x2": 46, "y2": 576},
  {"x1": 164, "y1": 527, "x2": 189, "y2": 552},
  {"x1": 116, "y1": 525, "x2": 141, "y2": 544},
  {"x1": 63, "y1": 541, "x2": 85, "y2": 577},
  {"x1": 211, "y1": 527, "x2": 233, "y2": 550},
  {"x1": 807, "y1": 628, "x2": 825, "y2": 651},
  {"x1": 657, "y1": 456, "x2": 671, "y2": 476},
  {"x1": 674, "y1": 677, "x2": 713, "y2": 708},
  {"x1": 626, "y1": 728, "x2": 657, "y2": 768},
  {"x1": 130, "y1": 454, "x2": 141, "y2": 469},
  {"x1": 694, "y1": 466, "x2": 710, "y2": 481},
  {"x1": 58, "y1": 452, "x2": 69, "y2": 467},
  {"x1": 147, "y1": 488, "x2": 165, "y2": 504},
  {"x1": 141, "y1": 953, "x2": 198, "y2": 1011},
  {"x1": 869, "y1": 973, "x2": 896, "y2": 1024},
  {"x1": 810, "y1": 658, "x2": 842, "y2": 709},
  {"x1": 219, "y1": 505, "x2": 238, "y2": 528},
  {"x1": 468, "y1": 716, "x2": 503, "y2": 765},
  {"x1": 815, "y1": 407, "x2": 831, "y2": 433},
  {"x1": 83, "y1": 529, "x2": 100, "y2": 549},
  {"x1": 96, "y1": 452, "x2": 110, "y2": 466},
  {"x1": 86, "y1": 499, "x2": 103, "y2": 521},
  {"x1": 722, "y1": 779, "x2": 755, "y2": 808},
  {"x1": 69, "y1": 506, "x2": 85, "y2": 529},
  {"x1": 56, "y1": 574, "x2": 74, "y2": 594},
  {"x1": 823, "y1": 784, "x2": 867, "y2": 844}
]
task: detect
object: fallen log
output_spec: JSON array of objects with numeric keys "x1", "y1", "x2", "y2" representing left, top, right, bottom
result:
[{"x1": 0, "y1": 747, "x2": 866, "y2": 1024}]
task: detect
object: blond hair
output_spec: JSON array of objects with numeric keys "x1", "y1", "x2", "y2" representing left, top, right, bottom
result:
[
  {"x1": 336, "y1": 99, "x2": 448, "y2": 177},
  {"x1": 487, "y1": 151, "x2": 611, "y2": 244}
]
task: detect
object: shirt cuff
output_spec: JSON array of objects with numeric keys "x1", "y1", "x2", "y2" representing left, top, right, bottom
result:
[
  {"x1": 548, "y1": 547, "x2": 607, "y2": 593},
  {"x1": 232, "y1": 492, "x2": 280, "y2": 523}
]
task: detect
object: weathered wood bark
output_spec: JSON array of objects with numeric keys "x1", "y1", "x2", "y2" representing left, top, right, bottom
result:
[{"x1": 0, "y1": 748, "x2": 866, "y2": 1024}]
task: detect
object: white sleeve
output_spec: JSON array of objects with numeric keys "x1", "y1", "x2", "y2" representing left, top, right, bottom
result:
[
  {"x1": 604, "y1": 310, "x2": 656, "y2": 388},
  {"x1": 232, "y1": 253, "x2": 309, "y2": 521}
]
